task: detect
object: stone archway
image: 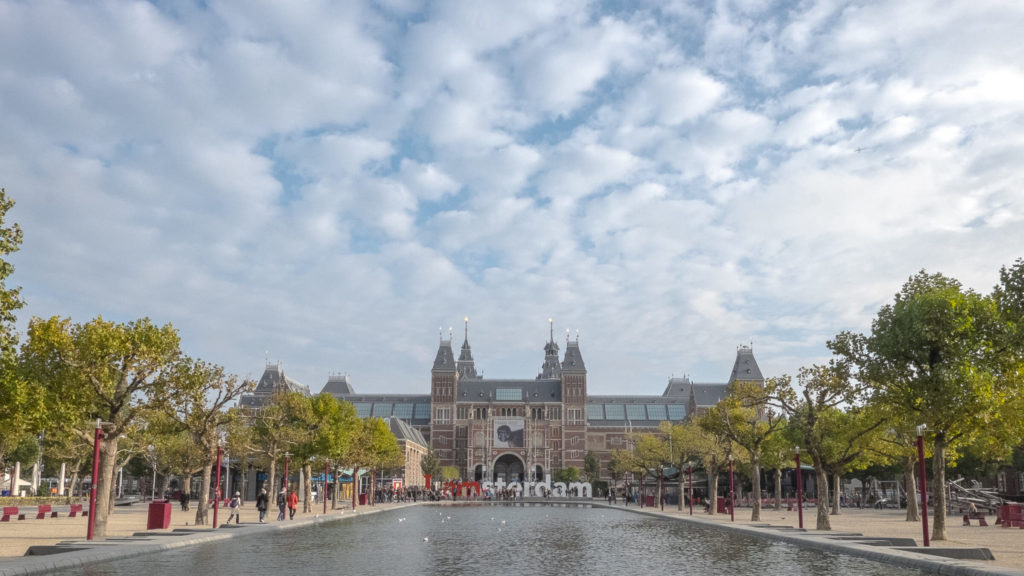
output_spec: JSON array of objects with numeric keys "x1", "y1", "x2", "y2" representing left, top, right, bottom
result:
[{"x1": 493, "y1": 454, "x2": 525, "y2": 483}]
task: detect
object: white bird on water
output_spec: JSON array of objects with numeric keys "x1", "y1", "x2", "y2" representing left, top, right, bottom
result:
[{"x1": 423, "y1": 537, "x2": 429, "y2": 542}]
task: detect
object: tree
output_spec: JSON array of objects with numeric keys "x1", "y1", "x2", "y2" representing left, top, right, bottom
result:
[
  {"x1": 583, "y1": 451, "x2": 600, "y2": 483},
  {"x1": 830, "y1": 270, "x2": 1007, "y2": 540},
  {"x1": 441, "y1": 466, "x2": 460, "y2": 482},
  {"x1": 309, "y1": 394, "x2": 360, "y2": 510},
  {"x1": 420, "y1": 448, "x2": 441, "y2": 489},
  {"x1": 0, "y1": 188, "x2": 41, "y2": 478},
  {"x1": 702, "y1": 379, "x2": 785, "y2": 521},
  {"x1": 162, "y1": 358, "x2": 254, "y2": 525},
  {"x1": 630, "y1": 433, "x2": 671, "y2": 507},
  {"x1": 607, "y1": 449, "x2": 633, "y2": 492},
  {"x1": 692, "y1": 411, "x2": 734, "y2": 515},
  {"x1": 21, "y1": 316, "x2": 182, "y2": 537},
  {"x1": 555, "y1": 467, "x2": 580, "y2": 484},
  {"x1": 771, "y1": 366, "x2": 885, "y2": 531},
  {"x1": 363, "y1": 417, "x2": 401, "y2": 504}
]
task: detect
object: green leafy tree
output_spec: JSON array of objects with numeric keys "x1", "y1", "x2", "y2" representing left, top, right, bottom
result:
[
  {"x1": 420, "y1": 448, "x2": 441, "y2": 489},
  {"x1": 583, "y1": 451, "x2": 600, "y2": 483},
  {"x1": 441, "y1": 465, "x2": 460, "y2": 482},
  {"x1": 309, "y1": 394, "x2": 360, "y2": 510},
  {"x1": 771, "y1": 366, "x2": 885, "y2": 530},
  {"x1": 607, "y1": 449, "x2": 633, "y2": 492},
  {"x1": 21, "y1": 316, "x2": 182, "y2": 537},
  {"x1": 703, "y1": 379, "x2": 786, "y2": 521},
  {"x1": 555, "y1": 466, "x2": 580, "y2": 484},
  {"x1": 364, "y1": 417, "x2": 401, "y2": 504},
  {"x1": 0, "y1": 188, "x2": 42, "y2": 476},
  {"x1": 163, "y1": 358, "x2": 254, "y2": 525},
  {"x1": 830, "y1": 270, "x2": 1007, "y2": 540},
  {"x1": 693, "y1": 411, "x2": 734, "y2": 515},
  {"x1": 630, "y1": 433, "x2": 671, "y2": 506}
]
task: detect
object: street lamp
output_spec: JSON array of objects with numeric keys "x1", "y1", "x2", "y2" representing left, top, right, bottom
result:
[
  {"x1": 284, "y1": 452, "x2": 291, "y2": 496},
  {"x1": 917, "y1": 424, "x2": 930, "y2": 547},
  {"x1": 324, "y1": 460, "x2": 329, "y2": 515},
  {"x1": 795, "y1": 446, "x2": 804, "y2": 530},
  {"x1": 213, "y1": 444, "x2": 223, "y2": 529},
  {"x1": 728, "y1": 454, "x2": 735, "y2": 522}
]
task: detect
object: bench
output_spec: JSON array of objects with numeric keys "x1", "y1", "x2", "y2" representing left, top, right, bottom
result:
[
  {"x1": 35, "y1": 504, "x2": 57, "y2": 519},
  {"x1": 68, "y1": 504, "x2": 86, "y2": 517},
  {"x1": 1, "y1": 506, "x2": 25, "y2": 521}
]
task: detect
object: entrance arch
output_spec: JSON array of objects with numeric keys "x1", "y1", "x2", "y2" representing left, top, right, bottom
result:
[{"x1": 492, "y1": 454, "x2": 525, "y2": 483}]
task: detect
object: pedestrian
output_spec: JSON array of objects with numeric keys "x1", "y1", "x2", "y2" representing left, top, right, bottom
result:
[
  {"x1": 256, "y1": 488, "x2": 268, "y2": 523},
  {"x1": 287, "y1": 489, "x2": 299, "y2": 519},
  {"x1": 276, "y1": 489, "x2": 287, "y2": 521},
  {"x1": 225, "y1": 492, "x2": 241, "y2": 524}
]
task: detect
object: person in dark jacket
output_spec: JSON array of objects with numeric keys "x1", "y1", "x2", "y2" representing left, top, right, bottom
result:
[
  {"x1": 256, "y1": 489, "x2": 269, "y2": 523},
  {"x1": 277, "y1": 489, "x2": 287, "y2": 521}
]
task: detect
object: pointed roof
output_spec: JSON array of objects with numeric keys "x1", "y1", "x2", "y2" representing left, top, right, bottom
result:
[
  {"x1": 322, "y1": 373, "x2": 354, "y2": 395},
  {"x1": 561, "y1": 339, "x2": 586, "y2": 373},
  {"x1": 456, "y1": 317, "x2": 480, "y2": 379},
  {"x1": 384, "y1": 416, "x2": 428, "y2": 448},
  {"x1": 729, "y1": 345, "x2": 764, "y2": 384},
  {"x1": 432, "y1": 339, "x2": 456, "y2": 373},
  {"x1": 538, "y1": 319, "x2": 561, "y2": 379}
]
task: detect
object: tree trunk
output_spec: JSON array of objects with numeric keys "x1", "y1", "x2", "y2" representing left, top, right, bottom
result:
[
  {"x1": 831, "y1": 471, "x2": 841, "y2": 515},
  {"x1": 370, "y1": 469, "x2": 375, "y2": 506},
  {"x1": 267, "y1": 459, "x2": 277, "y2": 496},
  {"x1": 303, "y1": 464, "x2": 313, "y2": 513},
  {"x1": 904, "y1": 457, "x2": 919, "y2": 521},
  {"x1": 707, "y1": 464, "x2": 719, "y2": 515},
  {"x1": 93, "y1": 436, "x2": 120, "y2": 538},
  {"x1": 332, "y1": 473, "x2": 340, "y2": 510},
  {"x1": 351, "y1": 466, "x2": 359, "y2": 509},
  {"x1": 750, "y1": 454, "x2": 762, "y2": 521},
  {"x1": 815, "y1": 466, "x2": 831, "y2": 531},
  {"x1": 195, "y1": 463, "x2": 212, "y2": 525},
  {"x1": 932, "y1": 433, "x2": 947, "y2": 541},
  {"x1": 774, "y1": 468, "x2": 782, "y2": 510},
  {"x1": 68, "y1": 471, "x2": 79, "y2": 503}
]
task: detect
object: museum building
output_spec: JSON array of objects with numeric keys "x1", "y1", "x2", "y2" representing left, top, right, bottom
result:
[{"x1": 244, "y1": 321, "x2": 764, "y2": 485}]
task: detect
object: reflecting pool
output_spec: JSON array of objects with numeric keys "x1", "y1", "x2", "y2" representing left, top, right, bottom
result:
[{"x1": 56, "y1": 504, "x2": 929, "y2": 575}]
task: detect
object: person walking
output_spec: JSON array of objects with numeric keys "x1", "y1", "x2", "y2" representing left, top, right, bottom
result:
[
  {"x1": 276, "y1": 489, "x2": 287, "y2": 521},
  {"x1": 287, "y1": 489, "x2": 299, "y2": 520},
  {"x1": 256, "y1": 488, "x2": 269, "y2": 523},
  {"x1": 225, "y1": 492, "x2": 241, "y2": 524}
]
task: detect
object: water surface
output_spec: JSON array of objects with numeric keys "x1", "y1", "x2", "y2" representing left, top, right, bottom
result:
[{"x1": 57, "y1": 504, "x2": 929, "y2": 575}]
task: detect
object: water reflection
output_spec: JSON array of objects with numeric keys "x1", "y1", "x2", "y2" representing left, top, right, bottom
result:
[{"x1": 61, "y1": 504, "x2": 927, "y2": 576}]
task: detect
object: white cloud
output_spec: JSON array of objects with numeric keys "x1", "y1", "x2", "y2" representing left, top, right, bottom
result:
[{"x1": 4, "y1": 0, "x2": 1023, "y2": 397}]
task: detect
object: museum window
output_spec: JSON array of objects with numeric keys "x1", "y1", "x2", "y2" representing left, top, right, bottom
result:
[
  {"x1": 567, "y1": 409, "x2": 583, "y2": 425},
  {"x1": 548, "y1": 407, "x2": 561, "y2": 421},
  {"x1": 457, "y1": 406, "x2": 470, "y2": 420},
  {"x1": 474, "y1": 407, "x2": 488, "y2": 419},
  {"x1": 435, "y1": 407, "x2": 451, "y2": 424}
]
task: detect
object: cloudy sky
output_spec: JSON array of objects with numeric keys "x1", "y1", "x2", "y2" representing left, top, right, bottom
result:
[{"x1": 3, "y1": 0, "x2": 1022, "y2": 396}]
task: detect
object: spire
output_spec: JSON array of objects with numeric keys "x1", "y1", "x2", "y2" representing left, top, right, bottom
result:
[
  {"x1": 457, "y1": 316, "x2": 479, "y2": 379},
  {"x1": 538, "y1": 318, "x2": 561, "y2": 379}
]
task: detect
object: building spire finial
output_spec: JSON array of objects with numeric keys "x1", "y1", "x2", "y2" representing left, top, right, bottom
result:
[
  {"x1": 548, "y1": 317, "x2": 553, "y2": 343},
  {"x1": 464, "y1": 316, "x2": 469, "y2": 342}
]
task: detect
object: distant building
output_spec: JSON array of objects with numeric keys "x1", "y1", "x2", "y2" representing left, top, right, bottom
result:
[
  {"x1": 238, "y1": 363, "x2": 311, "y2": 409},
  {"x1": 323, "y1": 320, "x2": 764, "y2": 485}
]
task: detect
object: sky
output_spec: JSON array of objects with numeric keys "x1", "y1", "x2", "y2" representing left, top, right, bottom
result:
[{"x1": 2, "y1": 0, "x2": 1023, "y2": 397}]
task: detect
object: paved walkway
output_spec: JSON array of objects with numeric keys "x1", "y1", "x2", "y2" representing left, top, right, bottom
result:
[
  {"x1": 2, "y1": 500, "x2": 1024, "y2": 575},
  {"x1": 616, "y1": 503, "x2": 1024, "y2": 575}
]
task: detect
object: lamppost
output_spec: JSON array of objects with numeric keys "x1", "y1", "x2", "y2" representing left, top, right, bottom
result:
[
  {"x1": 87, "y1": 420, "x2": 105, "y2": 540},
  {"x1": 917, "y1": 424, "x2": 930, "y2": 547},
  {"x1": 324, "y1": 460, "x2": 329, "y2": 515},
  {"x1": 728, "y1": 453, "x2": 735, "y2": 522},
  {"x1": 688, "y1": 461, "x2": 694, "y2": 516},
  {"x1": 213, "y1": 444, "x2": 223, "y2": 528},
  {"x1": 795, "y1": 446, "x2": 804, "y2": 530}
]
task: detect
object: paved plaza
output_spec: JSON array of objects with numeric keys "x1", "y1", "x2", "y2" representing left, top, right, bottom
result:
[{"x1": 1, "y1": 500, "x2": 1024, "y2": 575}]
